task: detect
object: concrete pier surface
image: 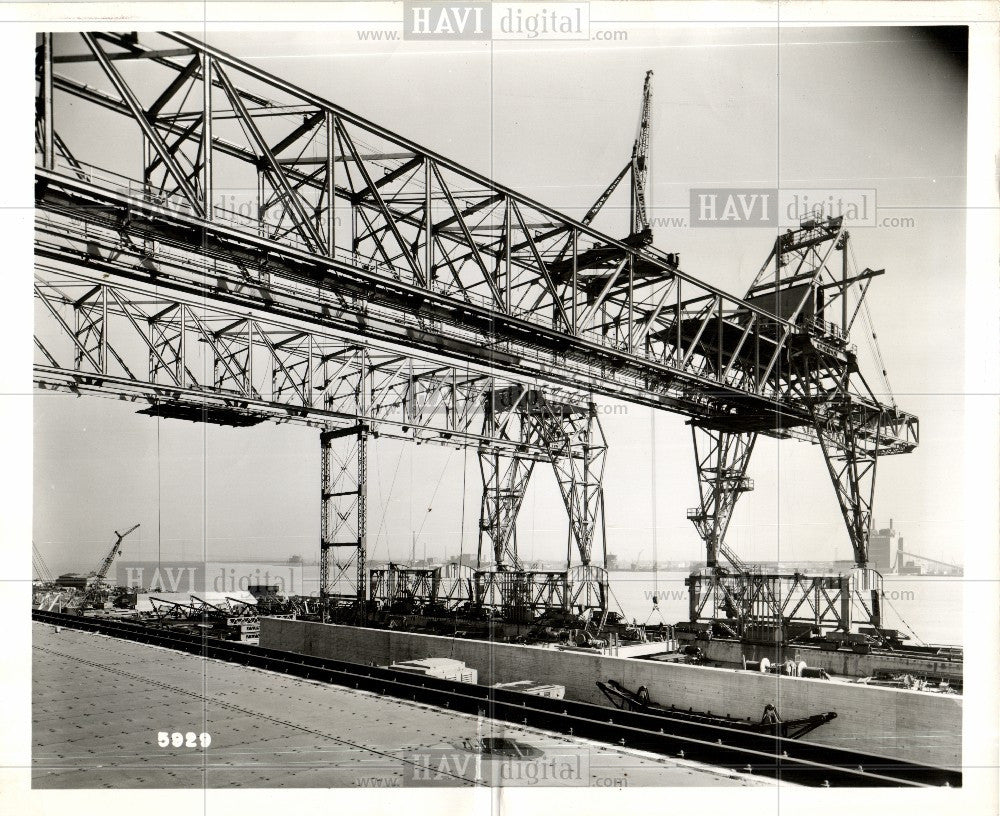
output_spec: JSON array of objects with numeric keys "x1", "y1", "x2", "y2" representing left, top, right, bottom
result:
[{"x1": 32, "y1": 623, "x2": 766, "y2": 789}]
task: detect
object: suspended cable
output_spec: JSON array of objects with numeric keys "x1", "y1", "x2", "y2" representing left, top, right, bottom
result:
[
  {"x1": 881, "y1": 590, "x2": 926, "y2": 646},
  {"x1": 848, "y1": 241, "x2": 896, "y2": 407},
  {"x1": 606, "y1": 582, "x2": 631, "y2": 624},
  {"x1": 644, "y1": 590, "x2": 668, "y2": 626},
  {"x1": 649, "y1": 407, "x2": 659, "y2": 606},
  {"x1": 33, "y1": 542, "x2": 53, "y2": 583},
  {"x1": 458, "y1": 442, "x2": 469, "y2": 564},
  {"x1": 372, "y1": 443, "x2": 405, "y2": 560},
  {"x1": 413, "y1": 449, "x2": 455, "y2": 551}
]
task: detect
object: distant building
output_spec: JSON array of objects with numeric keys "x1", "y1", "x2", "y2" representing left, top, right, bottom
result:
[
  {"x1": 869, "y1": 520, "x2": 901, "y2": 573},
  {"x1": 606, "y1": 553, "x2": 619, "y2": 571}
]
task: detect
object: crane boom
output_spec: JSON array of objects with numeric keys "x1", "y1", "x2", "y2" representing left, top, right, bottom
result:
[
  {"x1": 569, "y1": 70, "x2": 656, "y2": 247},
  {"x1": 32, "y1": 542, "x2": 53, "y2": 583},
  {"x1": 630, "y1": 69, "x2": 654, "y2": 239},
  {"x1": 93, "y1": 523, "x2": 139, "y2": 581}
]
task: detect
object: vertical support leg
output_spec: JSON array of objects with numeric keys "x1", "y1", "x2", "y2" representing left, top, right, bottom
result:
[
  {"x1": 477, "y1": 389, "x2": 609, "y2": 618},
  {"x1": 547, "y1": 404, "x2": 607, "y2": 568},
  {"x1": 542, "y1": 401, "x2": 608, "y2": 617},
  {"x1": 357, "y1": 428, "x2": 367, "y2": 617},
  {"x1": 41, "y1": 33, "x2": 54, "y2": 170},
  {"x1": 320, "y1": 425, "x2": 368, "y2": 622},
  {"x1": 688, "y1": 426, "x2": 756, "y2": 570},
  {"x1": 813, "y1": 417, "x2": 878, "y2": 568},
  {"x1": 477, "y1": 448, "x2": 534, "y2": 571},
  {"x1": 797, "y1": 354, "x2": 881, "y2": 570},
  {"x1": 477, "y1": 388, "x2": 539, "y2": 574}
]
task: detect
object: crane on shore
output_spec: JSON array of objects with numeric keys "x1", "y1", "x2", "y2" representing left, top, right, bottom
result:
[
  {"x1": 89, "y1": 523, "x2": 140, "y2": 585},
  {"x1": 80, "y1": 523, "x2": 140, "y2": 608}
]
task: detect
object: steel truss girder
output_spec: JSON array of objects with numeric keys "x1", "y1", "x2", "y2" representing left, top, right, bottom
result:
[
  {"x1": 33, "y1": 259, "x2": 583, "y2": 455},
  {"x1": 38, "y1": 31, "x2": 878, "y2": 440},
  {"x1": 34, "y1": 175, "x2": 819, "y2": 433},
  {"x1": 473, "y1": 566, "x2": 608, "y2": 617},
  {"x1": 688, "y1": 426, "x2": 756, "y2": 571},
  {"x1": 369, "y1": 563, "x2": 475, "y2": 612},
  {"x1": 686, "y1": 568, "x2": 884, "y2": 637}
]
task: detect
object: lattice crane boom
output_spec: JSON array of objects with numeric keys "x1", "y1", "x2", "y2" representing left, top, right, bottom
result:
[
  {"x1": 92, "y1": 523, "x2": 139, "y2": 582},
  {"x1": 630, "y1": 69, "x2": 654, "y2": 239}
]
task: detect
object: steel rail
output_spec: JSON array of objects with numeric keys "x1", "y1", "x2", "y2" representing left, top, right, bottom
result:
[{"x1": 32, "y1": 610, "x2": 961, "y2": 788}]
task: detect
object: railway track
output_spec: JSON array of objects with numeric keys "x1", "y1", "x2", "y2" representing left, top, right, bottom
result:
[{"x1": 32, "y1": 609, "x2": 961, "y2": 788}]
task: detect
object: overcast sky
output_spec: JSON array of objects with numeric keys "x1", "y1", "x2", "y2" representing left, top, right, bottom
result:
[{"x1": 31, "y1": 25, "x2": 968, "y2": 574}]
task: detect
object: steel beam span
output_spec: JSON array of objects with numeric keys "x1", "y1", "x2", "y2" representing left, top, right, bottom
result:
[
  {"x1": 686, "y1": 568, "x2": 885, "y2": 640},
  {"x1": 33, "y1": 31, "x2": 921, "y2": 593},
  {"x1": 35, "y1": 32, "x2": 915, "y2": 451}
]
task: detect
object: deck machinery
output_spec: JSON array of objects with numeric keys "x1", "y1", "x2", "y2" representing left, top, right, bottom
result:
[{"x1": 33, "y1": 33, "x2": 917, "y2": 638}]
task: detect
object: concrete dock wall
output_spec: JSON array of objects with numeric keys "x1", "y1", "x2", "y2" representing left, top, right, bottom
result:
[{"x1": 261, "y1": 618, "x2": 961, "y2": 768}]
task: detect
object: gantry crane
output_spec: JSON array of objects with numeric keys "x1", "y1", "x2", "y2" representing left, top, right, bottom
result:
[{"x1": 32, "y1": 34, "x2": 918, "y2": 634}]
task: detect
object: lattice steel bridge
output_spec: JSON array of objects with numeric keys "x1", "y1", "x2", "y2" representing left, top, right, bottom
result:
[{"x1": 33, "y1": 32, "x2": 918, "y2": 635}]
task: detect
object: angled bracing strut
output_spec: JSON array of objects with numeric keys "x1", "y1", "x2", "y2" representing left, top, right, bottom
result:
[
  {"x1": 688, "y1": 426, "x2": 756, "y2": 570},
  {"x1": 477, "y1": 388, "x2": 545, "y2": 571},
  {"x1": 478, "y1": 450, "x2": 536, "y2": 571},
  {"x1": 544, "y1": 403, "x2": 608, "y2": 569}
]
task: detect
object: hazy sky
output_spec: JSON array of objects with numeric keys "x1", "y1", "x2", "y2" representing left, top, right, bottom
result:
[{"x1": 31, "y1": 26, "x2": 968, "y2": 575}]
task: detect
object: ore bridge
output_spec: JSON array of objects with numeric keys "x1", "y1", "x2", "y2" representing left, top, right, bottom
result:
[{"x1": 33, "y1": 32, "x2": 917, "y2": 632}]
